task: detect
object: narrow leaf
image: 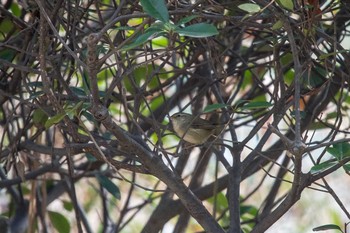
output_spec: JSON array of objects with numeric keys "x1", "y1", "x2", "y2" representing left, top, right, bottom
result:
[
  {"x1": 175, "y1": 23, "x2": 218, "y2": 38},
  {"x1": 33, "y1": 108, "x2": 49, "y2": 126},
  {"x1": 121, "y1": 30, "x2": 163, "y2": 51},
  {"x1": 310, "y1": 160, "x2": 337, "y2": 174},
  {"x1": 96, "y1": 174, "x2": 121, "y2": 200},
  {"x1": 176, "y1": 15, "x2": 198, "y2": 26},
  {"x1": 272, "y1": 20, "x2": 283, "y2": 30},
  {"x1": 62, "y1": 200, "x2": 73, "y2": 211},
  {"x1": 238, "y1": 3, "x2": 261, "y2": 13},
  {"x1": 66, "y1": 101, "x2": 84, "y2": 116},
  {"x1": 45, "y1": 112, "x2": 66, "y2": 129},
  {"x1": 277, "y1": 0, "x2": 294, "y2": 11},
  {"x1": 48, "y1": 211, "x2": 70, "y2": 233},
  {"x1": 203, "y1": 104, "x2": 230, "y2": 113},
  {"x1": 69, "y1": 86, "x2": 88, "y2": 96},
  {"x1": 240, "y1": 101, "x2": 273, "y2": 110},
  {"x1": 140, "y1": 0, "x2": 169, "y2": 23},
  {"x1": 313, "y1": 224, "x2": 342, "y2": 231}
]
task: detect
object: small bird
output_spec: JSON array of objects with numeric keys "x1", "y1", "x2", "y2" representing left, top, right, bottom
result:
[{"x1": 170, "y1": 112, "x2": 224, "y2": 145}]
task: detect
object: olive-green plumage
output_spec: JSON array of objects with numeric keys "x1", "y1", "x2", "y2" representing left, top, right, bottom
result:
[{"x1": 170, "y1": 113, "x2": 223, "y2": 144}]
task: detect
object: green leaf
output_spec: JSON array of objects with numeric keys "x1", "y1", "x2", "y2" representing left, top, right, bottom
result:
[
  {"x1": 81, "y1": 110, "x2": 95, "y2": 122},
  {"x1": 327, "y1": 142, "x2": 350, "y2": 160},
  {"x1": 313, "y1": 224, "x2": 343, "y2": 232},
  {"x1": 310, "y1": 160, "x2": 337, "y2": 174},
  {"x1": 343, "y1": 163, "x2": 350, "y2": 172},
  {"x1": 122, "y1": 31, "x2": 159, "y2": 51},
  {"x1": 240, "y1": 101, "x2": 273, "y2": 110},
  {"x1": 66, "y1": 101, "x2": 84, "y2": 117},
  {"x1": 301, "y1": 66, "x2": 327, "y2": 90},
  {"x1": 121, "y1": 29, "x2": 164, "y2": 51},
  {"x1": 234, "y1": 100, "x2": 250, "y2": 109},
  {"x1": 148, "y1": 21, "x2": 168, "y2": 32},
  {"x1": 69, "y1": 86, "x2": 88, "y2": 96},
  {"x1": 33, "y1": 108, "x2": 48, "y2": 127},
  {"x1": 0, "y1": 49, "x2": 16, "y2": 64},
  {"x1": 11, "y1": 3, "x2": 22, "y2": 17},
  {"x1": 176, "y1": 15, "x2": 198, "y2": 26},
  {"x1": 29, "y1": 91, "x2": 45, "y2": 99},
  {"x1": 203, "y1": 103, "x2": 230, "y2": 113},
  {"x1": 0, "y1": 18, "x2": 15, "y2": 34},
  {"x1": 280, "y1": 52, "x2": 293, "y2": 66},
  {"x1": 240, "y1": 205, "x2": 258, "y2": 216},
  {"x1": 45, "y1": 112, "x2": 66, "y2": 129},
  {"x1": 151, "y1": 36, "x2": 169, "y2": 48},
  {"x1": 309, "y1": 122, "x2": 329, "y2": 130},
  {"x1": 85, "y1": 153, "x2": 97, "y2": 162},
  {"x1": 207, "y1": 192, "x2": 228, "y2": 212},
  {"x1": 96, "y1": 174, "x2": 121, "y2": 200},
  {"x1": 175, "y1": 23, "x2": 219, "y2": 38},
  {"x1": 276, "y1": 0, "x2": 294, "y2": 11},
  {"x1": 140, "y1": 0, "x2": 169, "y2": 23},
  {"x1": 238, "y1": 3, "x2": 261, "y2": 13},
  {"x1": 47, "y1": 101, "x2": 85, "y2": 123},
  {"x1": 48, "y1": 211, "x2": 70, "y2": 233},
  {"x1": 62, "y1": 200, "x2": 73, "y2": 211},
  {"x1": 272, "y1": 20, "x2": 283, "y2": 30}
]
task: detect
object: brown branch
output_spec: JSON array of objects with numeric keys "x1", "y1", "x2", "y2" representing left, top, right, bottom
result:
[{"x1": 91, "y1": 104, "x2": 225, "y2": 233}]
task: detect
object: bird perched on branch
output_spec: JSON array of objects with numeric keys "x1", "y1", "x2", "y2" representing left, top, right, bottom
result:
[{"x1": 170, "y1": 112, "x2": 225, "y2": 145}]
